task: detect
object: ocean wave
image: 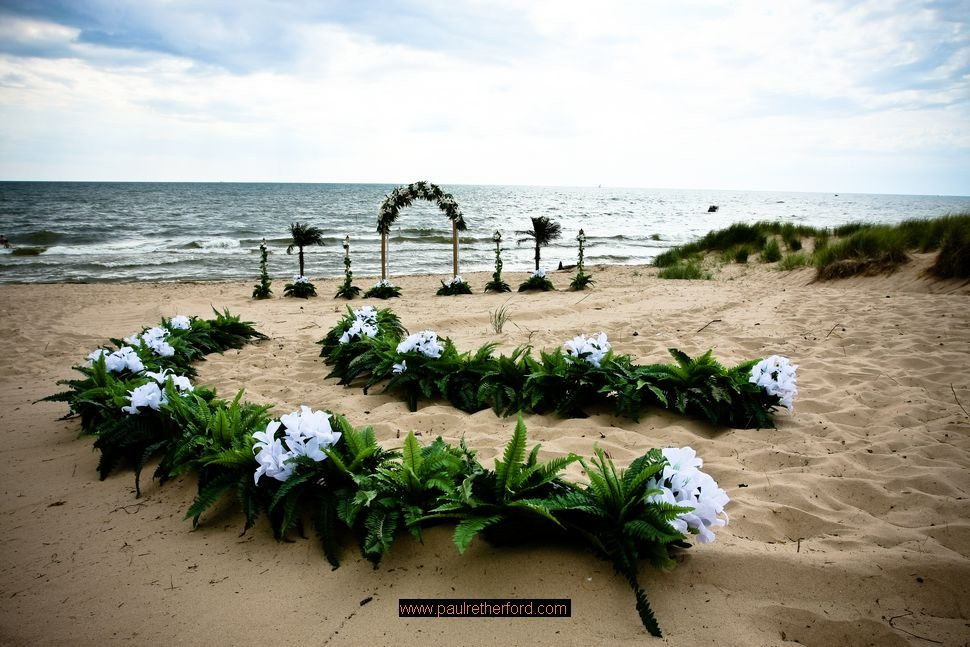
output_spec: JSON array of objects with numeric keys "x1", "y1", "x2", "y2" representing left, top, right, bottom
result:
[
  {"x1": 186, "y1": 238, "x2": 241, "y2": 250},
  {"x1": 389, "y1": 234, "x2": 495, "y2": 244},
  {"x1": 1, "y1": 182, "x2": 963, "y2": 283},
  {"x1": 42, "y1": 239, "x2": 160, "y2": 255}
]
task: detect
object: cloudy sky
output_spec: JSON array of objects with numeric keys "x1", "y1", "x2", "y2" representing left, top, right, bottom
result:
[{"x1": 0, "y1": 0, "x2": 967, "y2": 194}]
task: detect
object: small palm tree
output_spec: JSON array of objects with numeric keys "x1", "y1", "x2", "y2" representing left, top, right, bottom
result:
[
  {"x1": 286, "y1": 222, "x2": 325, "y2": 276},
  {"x1": 517, "y1": 216, "x2": 562, "y2": 271}
]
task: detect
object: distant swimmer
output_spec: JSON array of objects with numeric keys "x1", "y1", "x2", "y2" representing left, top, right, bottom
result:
[{"x1": 0, "y1": 235, "x2": 11, "y2": 248}]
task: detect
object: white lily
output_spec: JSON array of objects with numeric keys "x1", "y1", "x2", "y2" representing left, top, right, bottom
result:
[
  {"x1": 646, "y1": 446, "x2": 730, "y2": 544},
  {"x1": 169, "y1": 315, "x2": 191, "y2": 330},
  {"x1": 749, "y1": 355, "x2": 798, "y2": 410},
  {"x1": 121, "y1": 381, "x2": 166, "y2": 415}
]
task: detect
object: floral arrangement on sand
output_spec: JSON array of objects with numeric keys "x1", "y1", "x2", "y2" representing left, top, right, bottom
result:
[
  {"x1": 364, "y1": 278, "x2": 402, "y2": 299},
  {"x1": 518, "y1": 267, "x2": 556, "y2": 292},
  {"x1": 436, "y1": 274, "x2": 472, "y2": 296},
  {"x1": 284, "y1": 274, "x2": 316, "y2": 299},
  {"x1": 48, "y1": 303, "x2": 806, "y2": 638},
  {"x1": 320, "y1": 307, "x2": 797, "y2": 427}
]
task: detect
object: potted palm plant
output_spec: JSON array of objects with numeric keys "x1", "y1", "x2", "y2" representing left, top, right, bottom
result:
[
  {"x1": 284, "y1": 222, "x2": 324, "y2": 298},
  {"x1": 517, "y1": 216, "x2": 561, "y2": 291}
]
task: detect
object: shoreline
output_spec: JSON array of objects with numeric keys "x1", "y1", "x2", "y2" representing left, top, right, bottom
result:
[
  {"x1": 1, "y1": 255, "x2": 966, "y2": 294},
  {"x1": 1, "y1": 263, "x2": 968, "y2": 645}
]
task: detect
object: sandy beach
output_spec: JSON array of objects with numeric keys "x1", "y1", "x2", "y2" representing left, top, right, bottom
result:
[{"x1": 1, "y1": 260, "x2": 968, "y2": 646}]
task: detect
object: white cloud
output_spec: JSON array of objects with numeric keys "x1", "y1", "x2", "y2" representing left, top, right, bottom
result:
[{"x1": 0, "y1": 0, "x2": 967, "y2": 194}]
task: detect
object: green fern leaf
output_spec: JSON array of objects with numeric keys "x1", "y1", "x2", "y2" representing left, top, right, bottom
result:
[
  {"x1": 402, "y1": 431, "x2": 423, "y2": 475},
  {"x1": 453, "y1": 514, "x2": 502, "y2": 554},
  {"x1": 184, "y1": 474, "x2": 235, "y2": 526},
  {"x1": 495, "y1": 415, "x2": 528, "y2": 500}
]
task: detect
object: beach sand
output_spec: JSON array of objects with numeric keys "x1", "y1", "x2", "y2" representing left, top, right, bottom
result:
[{"x1": 1, "y1": 259, "x2": 968, "y2": 646}]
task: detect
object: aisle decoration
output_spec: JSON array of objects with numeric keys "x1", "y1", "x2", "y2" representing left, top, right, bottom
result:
[
  {"x1": 363, "y1": 278, "x2": 402, "y2": 299},
  {"x1": 749, "y1": 355, "x2": 798, "y2": 410},
  {"x1": 284, "y1": 274, "x2": 316, "y2": 299},
  {"x1": 45, "y1": 308, "x2": 266, "y2": 494},
  {"x1": 517, "y1": 215, "x2": 562, "y2": 272},
  {"x1": 50, "y1": 311, "x2": 731, "y2": 638},
  {"x1": 436, "y1": 274, "x2": 472, "y2": 296},
  {"x1": 569, "y1": 228, "x2": 594, "y2": 290},
  {"x1": 518, "y1": 268, "x2": 556, "y2": 292},
  {"x1": 252, "y1": 239, "x2": 272, "y2": 299},
  {"x1": 284, "y1": 222, "x2": 324, "y2": 298},
  {"x1": 318, "y1": 306, "x2": 407, "y2": 382},
  {"x1": 335, "y1": 235, "x2": 361, "y2": 299},
  {"x1": 319, "y1": 307, "x2": 796, "y2": 428},
  {"x1": 483, "y1": 230, "x2": 511, "y2": 293}
]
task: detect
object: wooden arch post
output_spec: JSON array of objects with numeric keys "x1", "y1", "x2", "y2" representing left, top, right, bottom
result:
[
  {"x1": 452, "y1": 221, "x2": 459, "y2": 278},
  {"x1": 381, "y1": 233, "x2": 388, "y2": 280}
]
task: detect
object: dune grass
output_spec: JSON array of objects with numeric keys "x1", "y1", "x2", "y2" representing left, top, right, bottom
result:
[
  {"x1": 814, "y1": 226, "x2": 910, "y2": 279},
  {"x1": 653, "y1": 214, "x2": 970, "y2": 280},
  {"x1": 654, "y1": 221, "x2": 823, "y2": 267},
  {"x1": 932, "y1": 225, "x2": 970, "y2": 278},
  {"x1": 719, "y1": 245, "x2": 751, "y2": 264},
  {"x1": 657, "y1": 259, "x2": 710, "y2": 280},
  {"x1": 760, "y1": 239, "x2": 782, "y2": 263},
  {"x1": 778, "y1": 252, "x2": 811, "y2": 271}
]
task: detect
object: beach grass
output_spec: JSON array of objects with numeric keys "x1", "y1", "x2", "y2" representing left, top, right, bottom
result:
[
  {"x1": 490, "y1": 304, "x2": 512, "y2": 333},
  {"x1": 760, "y1": 238, "x2": 782, "y2": 263},
  {"x1": 932, "y1": 225, "x2": 970, "y2": 278},
  {"x1": 778, "y1": 252, "x2": 811, "y2": 271},
  {"x1": 653, "y1": 214, "x2": 970, "y2": 281},
  {"x1": 657, "y1": 259, "x2": 710, "y2": 280},
  {"x1": 814, "y1": 226, "x2": 910, "y2": 279}
]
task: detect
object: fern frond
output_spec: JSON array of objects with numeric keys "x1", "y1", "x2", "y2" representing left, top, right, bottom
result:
[
  {"x1": 453, "y1": 514, "x2": 502, "y2": 554},
  {"x1": 184, "y1": 473, "x2": 235, "y2": 527},
  {"x1": 495, "y1": 416, "x2": 528, "y2": 500}
]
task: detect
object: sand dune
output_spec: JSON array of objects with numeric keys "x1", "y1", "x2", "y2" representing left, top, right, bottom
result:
[{"x1": 1, "y1": 262, "x2": 968, "y2": 646}]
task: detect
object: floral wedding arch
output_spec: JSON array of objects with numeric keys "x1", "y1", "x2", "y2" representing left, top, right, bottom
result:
[{"x1": 376, "y1": 181, "x2": 467, "y2": 280}]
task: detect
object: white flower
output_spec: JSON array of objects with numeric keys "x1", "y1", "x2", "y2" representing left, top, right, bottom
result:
[
  {"x1": 121, "y1": 381, "x2": 166, "y2": 415},
  {"x1": 444, "y1": 275, "x2": 465, "y2": 287},
  {"x1": 531, "y1": 268, "x2": 546, "y2": 279},
  {"x1": 393, "y1": 360, "x2": 407, "y2": 374},
  {"x1": 352, "y1": 306, "x2": 377, "y2": 324},
  {"x1": 293, "y1": 275, "x2": 310, "y2": 284},
  {"x1": 646, "y1": 447, "x2": 730, "y2": 544},
  {"x1": 396, "y1": 330, "x2": 444, "y2": 359},
  {"x1": 563, "y1": 332, "x2": 612, "y2": 368},
  {"x1": 92, "y1": 346, "x2": 144, "y2": 373},
  {"x1": 338, "y1": 318, "x2": 378, "y2": 344},
  {"x1": 143, "y1": 368, "x2": 193, "y2": 393},
  {"x1": 142, "y1": 326, "x2": 167, "y2": 343},
  {"x1": 252, "y1": 406, "x2": 342, "y2": 484},
  {"x1": 133, "y1": 326, "x2": 176, "y2": 358},
  {"x1": 749, "y1": 355, "x2": 798, "y2": 410},
  {"x1": 373, "y1": 279, "x2": 394, "y2": 288},
  {"x1": 169, "y1": 315, "x2": 191, "y2": 330},
  {"x1": 253, "y1": 437, "x2": 294, "y2": 485}
]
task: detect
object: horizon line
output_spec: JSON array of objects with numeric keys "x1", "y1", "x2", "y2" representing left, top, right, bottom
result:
[{"x1": 1, "y1": 179, "x2": 968, "y2": 199}]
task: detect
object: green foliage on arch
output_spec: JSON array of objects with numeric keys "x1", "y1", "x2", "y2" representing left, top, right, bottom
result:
[{"x1": 377, "y1": 181, "x2": 467, "y2": 235}]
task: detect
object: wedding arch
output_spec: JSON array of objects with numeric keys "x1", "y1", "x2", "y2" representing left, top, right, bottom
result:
[{"x1": 376, "y1": 181, "x2": 467, "y2": 279}]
